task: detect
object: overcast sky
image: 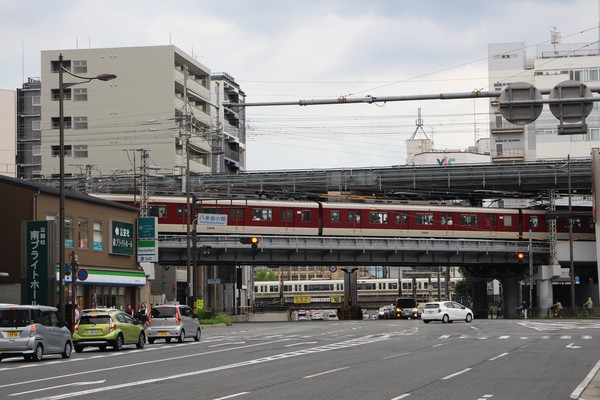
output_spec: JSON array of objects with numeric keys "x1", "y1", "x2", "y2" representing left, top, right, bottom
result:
[{"x1": 1, "y1": 0, "x2": 598, "y2": 171}]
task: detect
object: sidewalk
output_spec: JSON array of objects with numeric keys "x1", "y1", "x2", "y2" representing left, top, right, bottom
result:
[{"x1": 573, "y1": 360, "x2": 600, "y2": 399}]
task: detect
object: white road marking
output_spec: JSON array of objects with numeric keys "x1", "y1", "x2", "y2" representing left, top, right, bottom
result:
[
  {"x1": 566, "y1": 343, "x2": 582, "y2": 349},
  {"x1": 498, "y1": 336, "x2": 510, "y2": 339},
  {"x1": 303, "y1": 367, "x2": 349, "y2": 379},
  {"x1": 383, "y1": 352, "x2": 411, "y2": 360},
  {"x1": 390, "y1": 394, "x2": 411, "y2": 399},
  {"x1": 442, "y1": 368, "x2": 472, "y2": 380},
  {"x1": 489, "y1": 352, "x2": 508, "y2": 361},
  {"x1": 285, "y1": 342, "x2": 318, "y2": 347},
  {"x1": 10, "y1": 380, "x2": 106, "y2": 396},
  {"x1": 571, "y1": 358, "x2": 600, "y2": 399},
  {"x1": 213, "y1": 392, "x2": 249, "y2": 400}
]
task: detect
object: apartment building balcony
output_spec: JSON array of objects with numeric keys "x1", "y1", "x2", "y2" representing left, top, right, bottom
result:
[{"x1": 491, "y1": 148, "x2": 525, "y2": 162}]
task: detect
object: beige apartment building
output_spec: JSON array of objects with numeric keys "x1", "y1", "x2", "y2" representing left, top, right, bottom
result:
[{"x1": 40, "y1": 45, "x2": 214, "y2": 179}]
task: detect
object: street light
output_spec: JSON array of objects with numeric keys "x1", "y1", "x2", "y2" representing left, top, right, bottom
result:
[{"x1": 58, "y1": 53, "x2": 116, "y2": 324}]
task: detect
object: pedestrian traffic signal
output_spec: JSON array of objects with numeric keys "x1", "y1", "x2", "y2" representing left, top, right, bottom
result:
[{"x1": 240, "y1": 236, "x2": 260, "y2": 249}]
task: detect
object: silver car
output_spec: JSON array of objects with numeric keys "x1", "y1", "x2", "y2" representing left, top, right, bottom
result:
[
  {"x1": 146, "y1": 305, "x2": 201, "y2": 344},
  {"x1": 0, "y1": 305, "x2": 73, "y2": 362}
]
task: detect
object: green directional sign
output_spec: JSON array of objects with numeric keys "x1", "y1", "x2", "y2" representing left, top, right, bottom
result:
[{"x1": 110, "y1": 220, "x2": 134, "y2": 256}]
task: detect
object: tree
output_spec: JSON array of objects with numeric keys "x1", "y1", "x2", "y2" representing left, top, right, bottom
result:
[{"x1": 254, "y1": 269, "x2": 276, "y2": 281}]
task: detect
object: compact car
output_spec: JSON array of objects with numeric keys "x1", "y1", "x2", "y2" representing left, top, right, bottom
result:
[
  {"x1": 146, "y1": 305, "x2": 201, "y2": 344},
  {"x1": 73, "y1": 310, "x2": 146, "y2": 352},
  {"x1": 0, "y1": 305, "x2": 73, "y2": 362},
  {"x1": 422, "y1": 301, "x2": 473, "y2": 324}
]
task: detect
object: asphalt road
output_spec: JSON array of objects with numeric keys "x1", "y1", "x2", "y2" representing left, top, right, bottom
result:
[{"x1": 1, "y1": 318, "x2": 599, "y2": 400}]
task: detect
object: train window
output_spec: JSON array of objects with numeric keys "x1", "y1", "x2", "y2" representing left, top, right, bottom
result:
[
  {"x1": 416, "y1": 213, "x2": 434, "y2": 225},
  {"x1": 176, "y1": 205, "x2": 188, "y2": 218},
  {"x1": 590, "y1": 218, "x2": 595, "y2": 229},
  {"x1": 460, "y1": 214, "x2": 478, "y2": 225},
  {"x1": 252, "y1": 208, "x2": 272, "y2": 221},
  {"x1": 200, "y1": 207, "x2": 221, "y2": 214},
  {"x1": 402, "y1": 282, "x2": 412, "y2": 290},
  {"x1": 568, "y1": 218, "x2": 582, "y2": 228},
  {"x1": 388, "y1": 282, "x2": 398, "y2": 290},
  {"x1": 529, "y1": 216, "x2": 539, "y2": 227},
  {"x1": 301, "y1": 210, "x2": 312, "y2": 222},
  {"x1": 486, "y1": 215, "x2": 497, "y2": 227},
  {"x1": 347, "y1": 210, "x2": 361, "y2": 223},
  {"x1": 269, "y1": 285, "x2": 278, "y2": 293},
  {"x1": 368, "y1": 211, "x2": 388, "y2": 224},
  {"x1": 229, "y1": 208, "x2": 244, "y2": 220},
  {"x1": 503, "y1": 215, "x2": 513, "y2": 227},
  {"x1": 330, "y1": 210, "x2": 340, "y2": 223},
  {"x1": 395, "y1": 213, "x2": 408, "y2": 224},
  {"x1": 280, "y1": 209, "x2": 293, "y2": 222},
  {"x1": 306, "y1": 283, "x2": 332, "y2": 291},
  {"x1": 357, "y1": 282, "x2": 375, "y2": 290},
  {"x1": 440, "y1": 213, "x2": 452, "y2": 225},
  {"x1": 148, "y1": 205, "x2": 167, "y2": 218},
  {"x1": 283, "y1": 285, "x2": 291, "y2": 292}
]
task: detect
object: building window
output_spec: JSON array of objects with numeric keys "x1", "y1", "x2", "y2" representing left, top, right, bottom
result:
[
  {"x1": 51, "y1": 88, "x2": 71, "y2": 101},
  {"x1": 73, "y1": 60, "x2": 87, "y2": 74},
  {"x1": 32, "y1": 120, "x2": 41, "y2": 131},
  {"x1": 32, "y1": 145, "x2": 41, "y2": 156},
  {"x1": 74, "y1": 116, "x2": 88, "y2": 129},
  {"x1": 73, "y1": 88, "x2": 88, "y2": 101},
  {"x1": 51, "y1": 117, "x2": 72, "y2": 129},
  {"x1": 51, "y1": 59, "x2": 71, "y2": 73},
  {"x1": 74, "y1": 145, "x2": 88, "y2": 158},
  {"x1": 93, "y1": 221, "x2": 103, "y2": 251},
  {"x1": 79, "y1": 218, "x2": 89, "y2": 249},
  {"x1": 32, "y1": 96, "x2": 41, "y2": 106},
  {"x1": 51, "y1": 145, "x2": 72, "y2": 157},
  {"x1": 65, "y1": 217, "x2": 74, "y2": 248}
]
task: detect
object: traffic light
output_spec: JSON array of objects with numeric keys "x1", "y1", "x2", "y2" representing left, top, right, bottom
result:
[
  {"x1": 240, "y1": 236, "x2": 260, "y2": 249},
  {"x1": 516, "y1": 252, "x2": 526, "y2": 263}
]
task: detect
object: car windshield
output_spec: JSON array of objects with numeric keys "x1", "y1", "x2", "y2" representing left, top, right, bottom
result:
[
  {"x1": 0, "y1": 309, "x2": 32, "y2": 327},
  {"x1": 396, "y1": 299, "x2": 417, "y2": 308},
  {"x1": 151, "y1": 307, "x2": 176, "y2": 318},
  {"x1": 79, "y1": 315, "x2": 111, "y2": 325}
]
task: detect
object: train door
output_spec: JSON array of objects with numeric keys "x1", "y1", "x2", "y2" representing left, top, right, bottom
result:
[
  {"x1": 441, "y1": 213, "x2": 454, "y2": 236},
  {"x1": 280, "y1": 207, "x2": 294, "y2": 234},
  {"x1": 395, "y1": 211, "x2": 409, "y2": 235},
  {"x1": 348, "y1": 209, "x2": 363, "y2": 235},
  {"x1": 485, "y1": 214, "x2": 498, "y2": 237}
]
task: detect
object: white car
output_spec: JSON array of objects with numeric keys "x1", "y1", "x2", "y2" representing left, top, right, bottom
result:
[{"x1": 422, "y1": 301, "x2": 473, "y2": 324}]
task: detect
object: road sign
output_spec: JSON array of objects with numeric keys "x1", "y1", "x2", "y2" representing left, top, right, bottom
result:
[
  {"x1": 76, "y1": 268, "x2": 88, "y2": 281},
  {"x1": 499, "y1": 82, "x2": 543, "y2": 125}
]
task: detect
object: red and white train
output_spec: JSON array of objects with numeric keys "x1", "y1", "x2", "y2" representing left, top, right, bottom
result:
[{"x1": 93, "y1": 194, "x2": 594, "y2": 241}]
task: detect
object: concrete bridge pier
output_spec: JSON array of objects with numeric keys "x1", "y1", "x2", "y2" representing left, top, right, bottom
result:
[
  {"x1": 535, "y1": 264, "x2": 561, "y2": 317},
  {"x1": 500, "y1": 277, "x2": 521, "y2": 318},
  {"x1": 471, "y1": 278, "x2": 489, "y2": 319}
]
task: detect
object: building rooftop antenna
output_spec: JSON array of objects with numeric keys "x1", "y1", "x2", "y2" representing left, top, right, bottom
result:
[{"x1": 409, "y1": 108, "x2": 430, "y2": 140}]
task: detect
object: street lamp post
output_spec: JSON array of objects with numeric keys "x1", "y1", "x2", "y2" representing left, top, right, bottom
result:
[{"x1": 57, "y1": 53, "x2": 116, "y2": 323}]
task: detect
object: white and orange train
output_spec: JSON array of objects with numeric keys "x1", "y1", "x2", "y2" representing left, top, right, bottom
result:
[{"x1": 93, "y1": 194, "x2": 594, "y2": 241}]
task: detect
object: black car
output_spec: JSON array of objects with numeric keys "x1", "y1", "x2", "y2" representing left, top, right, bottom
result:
[{"x1": 395, "y1": 298, "x2": 420, "y2": 319}]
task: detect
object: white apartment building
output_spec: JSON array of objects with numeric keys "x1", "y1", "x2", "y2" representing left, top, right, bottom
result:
[
  {"x1": 488, "y1": 37, "x2": 600, "y2": 162},
  {"x1": 0, "y1": 89, "x2": 16, "y2": 177},
  {"x1": 40, "y1": 45, "x2": 215, "y2": 179}
]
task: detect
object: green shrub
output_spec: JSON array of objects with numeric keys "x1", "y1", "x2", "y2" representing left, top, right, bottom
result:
[{"x1": 199, "y1": 312, "x2": 232, "y2": 326}]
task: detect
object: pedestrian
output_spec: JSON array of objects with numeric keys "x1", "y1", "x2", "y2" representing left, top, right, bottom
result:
[
  {"x1": 138, "y1": 303, "x2": 148, "y2": 323},
  {"x1": 584, "y1": 297, "x2": 594, "y2": 316},
  {"x1": 125, "y1": 304, "x2": 134, "y2": 317},
  {"x1": 74, "y1": 304, "x2": 80, "y2": 323},
  {"x1": 521, "y1": 301, "x2": 529, "y2": 319},
  {"x1": 497, "y1": 301, "x2": 503, "y2": 319}
]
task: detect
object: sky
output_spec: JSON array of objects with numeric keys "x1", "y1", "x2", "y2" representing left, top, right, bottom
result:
[{"x1": 1, "y1": 0, "x2": 599, "y2": 171}]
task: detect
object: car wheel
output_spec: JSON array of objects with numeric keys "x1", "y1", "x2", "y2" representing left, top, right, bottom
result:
[
  {"x1": 136, "y1": 332, "x2": 146, "y2": 349},
  {"x1": 74, "y1": 345, "x2": 84, "y2": 353},
  {"x1": 148, "y1": 337, "x2": 155, "y2": 344},
  {"x1": 32, "y1": 344, "x2": 43, "y2": 362},
  {"x1": 465, "y1": 313, "x2": 473, "y2": 323},
  {"x1": 194, "y1": 328, "x2": 201, "y2": 342},
  {"x1": 423, "y1": 320, "x2": 430, "y2": 324},
  {"x1": 61, "y1": 342, "x2": 73, "y2": 359},
  {"x1": 442, "y1": 314, "x2": 449, "y2": 324},
  {"x1": 178, "y1": 330, "x2": 185, "y2": 343},
  {"x1": 113, "y1": 335, "x2": 124, "y2": 351}
]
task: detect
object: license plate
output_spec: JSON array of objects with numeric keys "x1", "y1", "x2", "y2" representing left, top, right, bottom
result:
[
  {"x1": 7, "y1": 331, "x2": 18, "y2": 337},
  {"x1": 87, "y1": 329, "x2": 98, "y2": 335},
  {"x1": 159, "y1": 332, "x2": 168, "y2": 336}
]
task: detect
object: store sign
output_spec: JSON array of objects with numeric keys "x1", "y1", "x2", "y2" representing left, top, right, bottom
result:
[
  {"x1": 109, "y1": 220, "x2": 134, "y2": 256},
  {"x1": 137, "y1": 217, "x2": 158, "y2": 262},
  {"x1": 24, "y1": 221, "x2": 53, "y2": 305}
]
